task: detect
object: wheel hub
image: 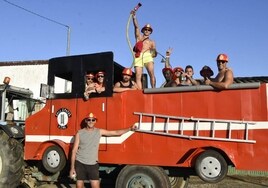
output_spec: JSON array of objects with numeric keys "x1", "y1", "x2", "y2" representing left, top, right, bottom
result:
[{"x1": 200, "y1": 156, "x2": 221, "y2": 178}]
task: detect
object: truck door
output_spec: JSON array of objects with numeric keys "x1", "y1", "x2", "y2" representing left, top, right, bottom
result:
[{"x1": 49, "y1": 74, "x2": 77, "y2": 142}]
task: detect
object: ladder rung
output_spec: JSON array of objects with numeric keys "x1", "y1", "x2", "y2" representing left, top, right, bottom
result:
[{"x1": 134, "y1": 112, "x2": 256, "y2": 144}]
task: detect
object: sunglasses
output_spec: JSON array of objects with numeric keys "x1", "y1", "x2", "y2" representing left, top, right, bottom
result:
[
  {"x1": 86, "y1": 118, "x2": 96, "y2": 122},
  {"x1": 144, "y1": 29, "x2": 152, "y2": 32},
  {"x1": 98, "y1": 75, "x2": 104, "y2": 78},
  {"x1": 87, "y1": 77, "x2": 94, "y2": 80}
]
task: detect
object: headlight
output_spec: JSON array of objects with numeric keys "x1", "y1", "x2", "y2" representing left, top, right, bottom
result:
[{"x1": 10, "y1": 126, "x2": 19, "y2": 134}]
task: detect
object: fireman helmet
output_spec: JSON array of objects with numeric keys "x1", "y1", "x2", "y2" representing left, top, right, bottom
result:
[
  {"x1": 216, "y1": 54, "x2": 228, "y2": 62},
  {"x1": 86, "y1": 73, "x2": 94, "y2": 78},
  {"x1": 141, "y1": 24, "x2": 153, "y2": 33},
  {"x1": 87, "y1": 113, "x2": 97, "y2": 120},
  {"x1": 200, "y1": 66, "x2": 214, "y2": 78},
  {"x1": 96, "y1": 71, "x2": 105, "y2": 78},
  {"x1": 162, "y1": 67, "x2": 173, "y2": 75},
  {"x1": 122, "y1": 68, "x2": 133, "y2": 76},
  {"x1": 173, "y1": 67, "x2": 184, "y2": 73}
]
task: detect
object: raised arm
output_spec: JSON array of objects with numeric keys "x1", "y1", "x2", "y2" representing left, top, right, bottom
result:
[
  {"x1": 131, "y1": 11, "x2": 141, "y2": 40},
  {"x1": 165, "y1": 48, "x2": 173, "y2": 68}
]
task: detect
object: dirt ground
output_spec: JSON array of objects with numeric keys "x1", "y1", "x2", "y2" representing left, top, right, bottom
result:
[
  {"x1": 188, "y1": 175, "x2": 268, "y2": 188},
  {"x1": 36, "y1": 175, "x2": 268, "y2": 188}
]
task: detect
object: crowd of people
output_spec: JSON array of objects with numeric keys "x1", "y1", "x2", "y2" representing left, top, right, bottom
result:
[
  {"x1": 73, "y1": 8, "x2": 235, "y2": 188},
  {"x1": 161, "y1": 49, "x2": 234, "y2": 89},
  {"x1": 83, "y1": 12, "x2": 234, "y2": 99}
]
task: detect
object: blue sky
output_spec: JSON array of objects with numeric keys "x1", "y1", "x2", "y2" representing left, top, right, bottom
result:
[{"x1": 1, "y1": 0, "x2": 267, "y2": 87}]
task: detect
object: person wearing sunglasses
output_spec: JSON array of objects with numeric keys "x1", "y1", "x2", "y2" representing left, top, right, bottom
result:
[
  {"x1": 173, "y1": 67, "x2": 184, "y2": 86},
  {"x1": 70, "y1": 112, "x2": 136, "y2": 188},
  {"x1": 84, "y1": 73, "x2": 97, "y2": 100},
  {"x1": 113, "y1": 68, "x2": 138, "y2": 92},
  {"x1": 161, "y1": 67, "x2": 177, "y2": 88},
  {"x1": 131, "y1": 11, "x2": 156, "y2": 89},
  {"x1": 95, "y1": 71, "x2": 106, "y2": 93},
  {"x1": 204, "y1": 54, "x2": 234, "y2": 90},
  {"x1": 181, "y1": 65, "x2": 199, "y2": 86}
]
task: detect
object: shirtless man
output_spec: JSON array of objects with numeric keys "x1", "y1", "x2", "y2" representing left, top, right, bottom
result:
[
  {"x1": 204, "y1": 54, "x2": 234, "y2": 89},
  {"x1": 131, "y1": 11, "x2": 156, "y2": 89},
  {"x1": 181, "y1": 65, "x2": 199, "y2": 86},
  {"x1": 113, "y1": 68, "x2": 138, "y2": 92},
  {"x1": 161, "y1": 68, "x2": 177, "y2": 87}
]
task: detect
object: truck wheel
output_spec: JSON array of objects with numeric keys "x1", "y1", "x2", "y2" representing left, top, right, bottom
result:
[
  {"x1": 169, "y1": 176, "x2": 189, "y2": 188},
  {"x1": 195, "y1": 150, "x2": 227, "y2": 183},
  {"x1": 0, "y1": 130, "x2": 24, "y2": 188},
  {"x1": 42, "y1": 145, "x2": 66, "y2": 174},
  {"x1": 115, "y1": 165, "x2": 171, "y2": 188}
]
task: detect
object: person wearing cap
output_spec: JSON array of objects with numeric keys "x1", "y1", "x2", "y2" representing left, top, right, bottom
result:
[
  {"x1": 131, "y1": 11, "x2": 156, "y2": 89},
  {"x1": 181, "y1": 65, "x2": 199, "y2": 86},
  {"x1": 70, "y1": 112, "x2": 136, "y2": 188},
  {"x1": 113, "y1": 68, "x2": 138, "y2": 93},
  {"x1": 162, "y1": 48, "x2": 186, "y2": 87},
  {"x1": 84, "y1": 73, "x2": 97, "y2": 100},
  {"x1": 200, "y1": 65, "x2": 214, "y2": 82},
  {"x1": 204, "y1": 54, "x2": 234, "y2": 89},
  {"x1": 95, "y1": 71, "x2": 106, "y2": 93},
  {"x1": 161, "y1": 67, "x2": 177, "y2": 88},
  {"x1": 173, "y1": 67, "x2": 184, "y2": 86}
]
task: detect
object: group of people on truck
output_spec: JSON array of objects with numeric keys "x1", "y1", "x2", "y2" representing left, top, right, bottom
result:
[
  {"x1": 84, "y1": 18, "x2": 234, "y2": 98},
  {"x1": 161, "y1": 49, "x2": 234, "y2": 89},
  {"x1": 128, "y1": 9, "x2": 234, "y2": 91},
  {"x1": 84, "y1": 71, "x2": 106, "y2": 100}
]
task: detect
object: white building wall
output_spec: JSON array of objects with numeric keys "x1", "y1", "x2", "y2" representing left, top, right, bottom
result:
[{"x1": 0, "y1": 64, "x2": 48, "y2": 99}]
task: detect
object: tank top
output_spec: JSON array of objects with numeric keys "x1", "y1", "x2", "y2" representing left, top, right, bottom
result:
[
  {"x1": 119, "y1": 81, "x2": 133, "y2": 88},
  {"x1": 76, "y1": 128, "x2": 101, "y2": 165}
]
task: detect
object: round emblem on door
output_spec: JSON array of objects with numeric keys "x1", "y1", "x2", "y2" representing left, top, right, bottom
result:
[{"x1": 55, "y1": 108, "x2": 72, "y2": 129}]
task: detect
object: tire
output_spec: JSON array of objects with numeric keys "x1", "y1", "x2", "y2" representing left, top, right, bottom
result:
[
  {"x1": 195, "y1": 150, "x2": 228, "y2": 183},
  {"x1": 0, "y1": 130, "x2": 24, "y2": 188},
  {"x1": 42, "y1": 145, "x2": 66, "y2": 174},
  {"x1": 115, "y1": 165, "x2": 171, "y2": 188},
  {"x1": 169, "y1": 176, "x2": 189, "y2": 188}
]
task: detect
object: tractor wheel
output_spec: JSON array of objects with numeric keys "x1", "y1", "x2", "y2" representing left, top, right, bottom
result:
[
  {"x1": 169, "y1": 176, "x2": 189, "y2": 188},
  {"x1": 195, "y1": 150, "x2": 228, "y2": 183},
  {"x1": 42, "y1": 145, "x2": 66, "y2": 174},
  {"x1": 0, "y1": 130, "x2": 24, "y2": 188},
  {"x1": 115, "y1": 165, "x2": 171, "y2": 188}
]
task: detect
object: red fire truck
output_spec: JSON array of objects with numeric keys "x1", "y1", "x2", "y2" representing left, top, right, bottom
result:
[{"x1": 1, "y1": 52, "x2": 268, "y2": 187}]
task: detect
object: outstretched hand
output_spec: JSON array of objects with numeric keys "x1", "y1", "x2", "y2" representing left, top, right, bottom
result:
[
  {"x1": 131, "y1": 10, "x2": 136, "y2": 16},
  {"x1": 166, "y1": 47, "x2": 173, "y2": 56},
  {"x1": 130, "y1": 125, "x2": 138, "y2": 131}
]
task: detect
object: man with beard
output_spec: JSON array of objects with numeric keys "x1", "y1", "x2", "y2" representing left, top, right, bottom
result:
[
  {"x1": 113, "y1": 68, "x2": 138, "y2": 92},
  {"x1": 204, "y1": 54, "x2": 234, "y2": 89},
  {"x1": 70, "y1": 113, "x2": 136, "y2": 188}
]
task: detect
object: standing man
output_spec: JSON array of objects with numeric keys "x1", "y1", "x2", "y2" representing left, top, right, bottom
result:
[
  {"x1": 113, "y1": 68, "x2": 138, "y2": 92},
  {"x1": 204, "y1": 54, "x2": 234, "y2": 89},
  {"x1": 131, "y1": 11, "x2": 156, "y2": 89},
  {"x1": 70, "y1": 113, "x2": 136, "y2": 188}
]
